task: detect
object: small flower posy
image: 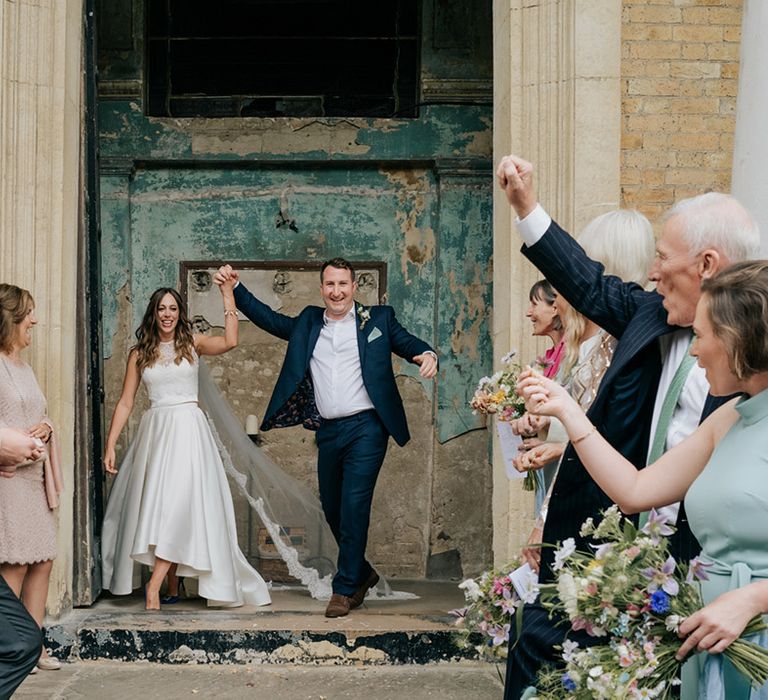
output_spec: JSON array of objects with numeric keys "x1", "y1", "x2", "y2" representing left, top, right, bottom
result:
[
  {"x1": 470, "y1": 349, "x2": 526, "y2": 422},
  {"x1": 530, "y1": 506, "x2": 768, "y2": 699},
  {"x1": 470, "y1": 350, "x2": 535, "y2": 490},
  {"x1": 450, "y1": 558, "x2": 538, "y2": 662}
]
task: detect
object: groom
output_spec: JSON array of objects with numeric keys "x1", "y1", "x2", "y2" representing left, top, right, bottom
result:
[{"x1": 214, "y1": 259, "x2": 437, "y2": 617}]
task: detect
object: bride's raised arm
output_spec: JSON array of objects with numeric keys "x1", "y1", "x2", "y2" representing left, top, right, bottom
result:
[
  {"x1": 516, "y1": 369, "x2": 727, "y2": 514},
  {"x1": 195, "y1": 274, "x2": 239, "y2": 357}
]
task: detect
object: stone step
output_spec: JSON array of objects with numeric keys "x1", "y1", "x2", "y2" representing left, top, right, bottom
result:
[{"x1": 44, "y1": 580, "x2": 483, "y2": 666}]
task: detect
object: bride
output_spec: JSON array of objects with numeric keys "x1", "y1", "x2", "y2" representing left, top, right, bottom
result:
[{"x1": 101, "y1": 276, "x2": 271, "y2": 610}]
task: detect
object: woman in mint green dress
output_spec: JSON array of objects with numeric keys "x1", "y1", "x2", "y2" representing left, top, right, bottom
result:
[{"x1": 518, "y1": 260, "x2": 768, "y2": 699}]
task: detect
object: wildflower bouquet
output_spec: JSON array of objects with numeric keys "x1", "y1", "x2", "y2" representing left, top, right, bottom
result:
[
  {"x1": 531, "y1": 507, "x2": 768, "y2": 699},
  {"x1": 451, "y1": 559, "x2": 539, "y2": 661},
  {"x1": 470, "y1": 350, "x2": 527, "y2": 422},
  {"x1": 470, "y1": 350, "x2": 535, "y2": 490}
]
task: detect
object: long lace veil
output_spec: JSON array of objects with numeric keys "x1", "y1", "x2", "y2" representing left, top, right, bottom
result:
[{"x1": 198, "y1": 360, "x2": 337, "y2": 599}]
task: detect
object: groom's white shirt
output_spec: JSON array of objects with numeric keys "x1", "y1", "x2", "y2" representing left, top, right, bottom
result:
[{"x1": 310, "y1": 307, "x2": 374, "y2": 420}]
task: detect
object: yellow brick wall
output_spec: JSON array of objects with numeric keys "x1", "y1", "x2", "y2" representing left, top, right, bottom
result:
[{"x1": 621, "y1": 0, "x2": 742, "y2": 220}]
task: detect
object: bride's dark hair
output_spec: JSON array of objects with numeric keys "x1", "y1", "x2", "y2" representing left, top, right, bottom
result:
[{"x1": 133, "y1": 287, "x2": 195, "y2": 374}]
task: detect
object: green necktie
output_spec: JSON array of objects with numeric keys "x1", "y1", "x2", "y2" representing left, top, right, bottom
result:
[{"x1": 638, "y1": 340, "x2": 696, "y2": 528}]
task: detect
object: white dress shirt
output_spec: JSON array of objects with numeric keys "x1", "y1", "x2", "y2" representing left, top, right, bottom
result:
[
  {"x1": 515, "y1": 206, "x2": 710, "y2": 523},
  {"x1": 309, "y1": 307, "x2": 375, "y2": 419}
]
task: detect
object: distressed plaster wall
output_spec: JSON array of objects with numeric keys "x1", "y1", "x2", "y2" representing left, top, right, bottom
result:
[{"x1": 97, "y1": 0, "x2": 495, "y2": 582}]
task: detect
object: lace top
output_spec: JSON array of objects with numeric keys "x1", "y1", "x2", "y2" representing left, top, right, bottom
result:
[
  {"x1": 142, "y1": 342, "x2": 199, "y2": 407},
  {"x1": 0, "y1": 354, "x2": 48, "y2": 431}
]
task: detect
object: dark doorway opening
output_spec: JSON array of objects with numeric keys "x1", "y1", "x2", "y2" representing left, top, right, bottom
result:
[{"x1": 146, "y1": 0, "x2": 420, "y2": 118}]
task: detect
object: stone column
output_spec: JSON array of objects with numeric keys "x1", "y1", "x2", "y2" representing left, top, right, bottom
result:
[
  {"x1": 0, "y1": 0, "x2": 83, "y2": 615},
  {"x1": 731, "y1": 0, "x2": 768, "y2": 253},
  {"x1": 491, "y1": 0, "x2": 622, "y2": 563}
]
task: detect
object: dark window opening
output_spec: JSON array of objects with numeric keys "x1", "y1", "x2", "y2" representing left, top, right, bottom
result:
[{"x1": 146, "y1": 0, "x2": 420, "y2": 118}]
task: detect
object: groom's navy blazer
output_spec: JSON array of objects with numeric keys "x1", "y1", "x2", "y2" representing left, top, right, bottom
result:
[
  {"x1": 233, "y1": 283, "x2": 434, "y2": 447},
  {"x1": 522, "y1": 219, "x2": 730, "y2": 573}
]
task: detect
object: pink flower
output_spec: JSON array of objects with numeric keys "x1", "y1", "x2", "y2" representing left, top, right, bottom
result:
[{"x1": 619, "y1": 654, "x2": 633, "y2": 668}]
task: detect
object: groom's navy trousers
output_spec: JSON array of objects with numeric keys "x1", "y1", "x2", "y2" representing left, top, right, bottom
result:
[{"x1": 316, "y1": 410, "x2": 389, "y2": 594}]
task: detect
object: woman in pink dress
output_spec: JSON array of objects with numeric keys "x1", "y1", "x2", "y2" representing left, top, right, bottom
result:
[{"x1": 0, "y1": 284, "x2": 64, "y2": 672}]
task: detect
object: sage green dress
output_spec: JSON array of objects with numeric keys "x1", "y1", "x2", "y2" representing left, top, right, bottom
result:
[{"x1": 685, "y1": 389, "x2": 768, "y2": 699}]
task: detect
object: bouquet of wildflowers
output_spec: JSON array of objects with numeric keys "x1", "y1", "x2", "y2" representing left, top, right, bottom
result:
[
  {"x1": 471, "y1": 351, "x2": 535, "y2": 490},
  {"x1": 531, "y1": 507, "x2": 768, "y2": 699},
  {"x1": 450, "y1": 559, "x2": 539, "y2": 661},
  {"x1": 470, "y1": 350, "x2": 527, "y2": 422}
]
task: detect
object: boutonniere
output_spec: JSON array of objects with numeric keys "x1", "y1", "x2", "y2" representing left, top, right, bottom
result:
[{"x1": 356, "y1": 303, "x2": 371, "y2": 330}]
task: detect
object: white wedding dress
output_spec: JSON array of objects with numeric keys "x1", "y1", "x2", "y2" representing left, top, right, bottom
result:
[{"x1": 101, "y1": 342, "x2": 271, "y2": 607}]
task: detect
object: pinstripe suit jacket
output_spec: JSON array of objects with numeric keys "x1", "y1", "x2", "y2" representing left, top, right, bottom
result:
[{"x1": 523, "y1": 219, "x2": 728, "y2": 580}]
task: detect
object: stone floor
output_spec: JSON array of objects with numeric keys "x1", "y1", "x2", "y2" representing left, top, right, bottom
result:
[{"x1": 16, "y1": 661, "x2": 505, "y2": 699}]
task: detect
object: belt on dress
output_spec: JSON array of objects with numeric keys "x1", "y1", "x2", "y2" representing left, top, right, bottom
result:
[
  {"x1": 700, "y1": 555, "x2": 768, "y2": 588},
  {"x1": 148, "y1": 400, "x2": 199, "y2": 409}
]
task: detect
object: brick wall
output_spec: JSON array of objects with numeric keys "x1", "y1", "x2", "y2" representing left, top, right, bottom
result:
[{"x1": 621, "y1": 0, "x2": 742, "y2": 220}]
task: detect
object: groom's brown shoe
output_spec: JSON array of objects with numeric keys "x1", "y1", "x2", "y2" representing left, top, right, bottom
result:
[
  {"x1": 324, "y1": 593, "x2": 351, "y2": 618},
  {"x1": 349, "y1": 569, "x2": 380, "y2": 610}
]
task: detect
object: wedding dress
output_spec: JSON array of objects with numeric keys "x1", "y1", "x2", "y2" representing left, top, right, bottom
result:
[{"x1": 101, "y1": 342, "x2": 271, "y2": 607}]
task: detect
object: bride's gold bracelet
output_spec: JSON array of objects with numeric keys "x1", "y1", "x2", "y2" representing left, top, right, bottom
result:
[{"x1": 223, "y1": 309, "x2": 238, "y2": 318}]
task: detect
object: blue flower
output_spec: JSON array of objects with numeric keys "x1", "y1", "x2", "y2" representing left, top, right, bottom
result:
[
  {"x1": 650, "y1": 589, "x2": 670, "y2": 614},
  {"x1": 562, "y1": 673, "x2": 577, "y2": 691}
]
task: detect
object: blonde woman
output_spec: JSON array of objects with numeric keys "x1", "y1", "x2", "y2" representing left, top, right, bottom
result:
[{"x1": 514, "y1": 210, "x2": 655, "y2": 506}]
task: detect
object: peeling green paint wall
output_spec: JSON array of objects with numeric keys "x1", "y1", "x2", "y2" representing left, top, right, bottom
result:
[{"x1": 97, "y1": 0, "x2": 494, "y2": 580}]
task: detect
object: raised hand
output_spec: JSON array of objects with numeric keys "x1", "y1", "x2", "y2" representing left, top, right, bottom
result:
[
  {"x1": 516, "y1": 369, "x2": 574, "y2": 420},
  {"x1": 496, "y1": 154, "x2": 537, "y2": 219},
  {"x1": 213, "y1": 264, "x2": 239, "y2": 286}
]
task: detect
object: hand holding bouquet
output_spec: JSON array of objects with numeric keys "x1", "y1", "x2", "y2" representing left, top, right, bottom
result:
[
  {"x1": 471, "y1": 351, "x2": 536, "y2": 490},
  {"x1": 531, "y1": 507, "x2": 768, "y2": 699},
  {"x1": 470, "y1": 350, "x2": 527, "y2": 422}
]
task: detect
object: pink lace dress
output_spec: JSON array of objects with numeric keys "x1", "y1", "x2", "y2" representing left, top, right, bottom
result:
[{"x1": 0, "y1": 355, "x2": 57, "y2": 564}]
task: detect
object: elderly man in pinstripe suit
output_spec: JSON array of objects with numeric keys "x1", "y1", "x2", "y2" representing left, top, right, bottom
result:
[{"x1": 496, "y1": 154, "x2": 760, "y2": 699}]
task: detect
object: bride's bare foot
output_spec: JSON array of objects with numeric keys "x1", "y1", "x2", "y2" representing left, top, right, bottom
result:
[{"x1": 145, "y1": 586, "x2": 161, "y2": 611}]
